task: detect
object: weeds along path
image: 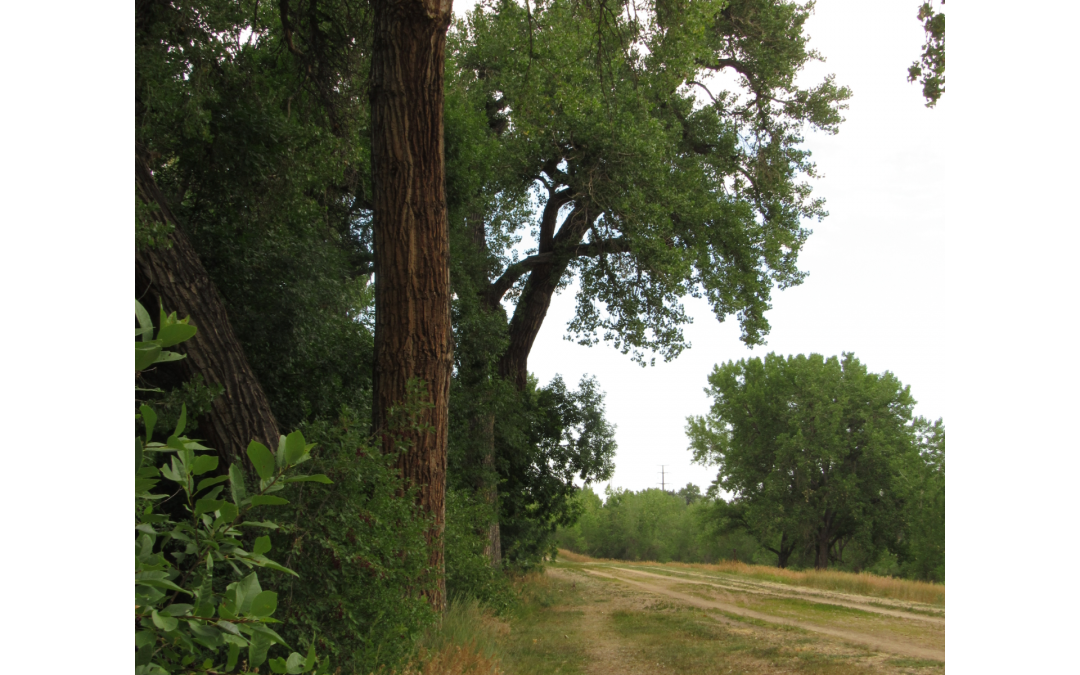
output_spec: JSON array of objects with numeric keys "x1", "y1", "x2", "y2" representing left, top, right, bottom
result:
[
  {"x1": 607, "y1": 566, "x2": 944, "y2": 625},
  {"x1": 575, "y1": 566, "x2": 944, "y2": 663}
]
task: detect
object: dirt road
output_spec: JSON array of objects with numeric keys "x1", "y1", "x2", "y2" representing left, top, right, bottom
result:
[{"x1": 545, "y1": 562, "x2": 944, "y2": 675}]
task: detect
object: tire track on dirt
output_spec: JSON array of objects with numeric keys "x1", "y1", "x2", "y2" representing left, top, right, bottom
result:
[
  {"x1": 580, "y1": 568, "x2": 945, "y2": 662},
  {"x1": 609, "y1": 566, "x2": 945, "y2": 625}
]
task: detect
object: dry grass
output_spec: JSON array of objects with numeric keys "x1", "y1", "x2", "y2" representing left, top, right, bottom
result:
[
  {"x1": 397, "y1": 644, "x2": 503, "y2": 675},
  {"x1": 555, "y1": 549, "x2": 945, "y2": 606},
  {"x1": 392, "y1": 595, "x2": 510, "y2": 675}
]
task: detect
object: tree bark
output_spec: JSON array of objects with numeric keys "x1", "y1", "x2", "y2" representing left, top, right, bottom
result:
[
  {"x1": 135, "y1": 151, "x2": 282, "y2": 473},
  {"x1": 370, "y1": 0, "x2": 454, "y2": 611},
  {"x1": 497, "y1": 205, "x2": 593, "y2": 388}
]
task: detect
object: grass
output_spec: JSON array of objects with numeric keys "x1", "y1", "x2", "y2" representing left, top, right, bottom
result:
[
  {"x1": 556, "y1": 549, "x2": 945, "y2": 606},
  {"x1": 607, "y1": 604, "x2": 924, "y2": 675},
  {"x1": 394, "y1": 574, "x2": 589, "y2": 675}
]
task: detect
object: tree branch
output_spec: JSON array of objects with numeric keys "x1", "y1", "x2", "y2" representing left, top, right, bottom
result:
[{"x1": 483, "y1": 237, "x2": 632, "y2": 308}]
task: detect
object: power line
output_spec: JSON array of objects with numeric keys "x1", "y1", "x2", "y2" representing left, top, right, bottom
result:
[{"x1": 658, "y1": 465, "x2": 670, "y2": 492}]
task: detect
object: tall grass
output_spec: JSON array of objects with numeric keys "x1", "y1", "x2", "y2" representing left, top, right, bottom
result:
[
  {"x1": 395, "y1": 595, "x2": 508, "y2": 675},
  {"x1": 556, "y1": 549, "x2": 945, "y2": 606}
]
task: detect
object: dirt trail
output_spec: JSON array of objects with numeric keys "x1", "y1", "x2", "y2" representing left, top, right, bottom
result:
[
  {"x1": 579, "y1": 567, "x2": 945, "y2": 662},
  {"x1": 546, "y1": 568, "x2": 673, "y2": 675},
  {"x1": 611, "y1": 566, "x2": 945, "y2": 625}
]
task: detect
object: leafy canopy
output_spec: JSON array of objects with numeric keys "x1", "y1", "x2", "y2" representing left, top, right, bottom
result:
[{"x1": 687, "y1": 353, "x2": 922, "y2": 568}]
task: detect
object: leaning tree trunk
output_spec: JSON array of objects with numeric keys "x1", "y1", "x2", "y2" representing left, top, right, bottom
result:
[
  {"x1": 370, "y1": 0, "x2": 454, "y2": 611},
  {"x1": 135, "y1": 151, "x2": 281, "y2": 473}
]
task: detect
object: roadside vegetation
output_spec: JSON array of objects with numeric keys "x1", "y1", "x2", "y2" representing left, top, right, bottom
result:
[{"x1": 134, "y1": 0, "x2": 944, "y2": 672}]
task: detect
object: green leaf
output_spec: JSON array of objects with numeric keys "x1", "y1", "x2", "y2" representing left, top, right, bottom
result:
[
  {"x1": 229, "y1": 464, "x2": 248, "y2": 506},
  {"x1": 194, "y1": 499, "x2": 228, "y2": 517},
  {"x1": 226, "y1": 643, "x2": 241, "y2": 671},
  {"x1": 286, "y1": 651, "x2": 306, "y2": 674},
  {"x1": 216, "y1": 620, "x2": 242, "y2": 637},
  {"x1": 277, "y1": 435, "x2": 288, "y2": 468},
  {"x1": 135, "y1": 631, "x2": 156, "y2": 649},
  {"x1": 162, "y1": 604, "x2": 193, "y2": 616},
  {"x1": 154, "y1": 350, "x2": 186, "y2": 363},
  {"x1": 283, "y1": 431, "x2": 306, "y2": 466},
  {"x1": 282, "y1": 474, "x2": 333, "y2": 485},
  {"x1": 249, "y1": 630, "x2": 272, "y2": 669},
  {"x1": 138, "y1": 578, "x2": 190, "y2": 594},
  {"x1": 235, "y1": 573, "x2": 262, "y2": 615},
  {"x1": 140, "y1": 405, "x2": 157, "y2": 444},
  {"x1": 238, "y1": 520, "x2": 279, "y2": 529},
  {"x1": 215, "y1": 501, "x2": 239, "y2": 524},
  {"x1": 156, "y1": 322, "x2": 197, "y2": 348},
  {"x1": 251, "y1": 557, "x2": 299, "y2": 577},
  {"x1": 136, "y1": 343, "x2": 161, "y2": 371},
  {"x1": 247, "y1": 442, "x2": 276, "y2": 481},
  {"x1": 192, "y1": 454, "x2": 219, "y2": 476},
  {"x1": 136, "y1": 299, "x2": 154, "y2": 341},
  {"x1": 250, "y1": 495, "x2": 289, "y2": 507},
  {"x1": 135, "y1": 643, "x2": 154, "y2": 667},
  {"x1": 136, "y1": 437, "x2": 144, "y2": 472},
  {"x1": 253, "y1": 536, "x2": 272, "y2": 556},
  {"x1": 174, "y1": 404, "x2": 187, "y2": 437},
  {"x1": 248, "y1": 623, "x2": 289, "y2": 647},
  {"x1": 151, "y1": 609, "x2": 178, "y2": 632},
  {"x1": 270, "y1": 657, "x2": 289, "y2": 674},
  {"x1": 303, "y1": 642, "x2": 316, "y2": 671},
  {"x1": 249, "y1": 591, "x2": 278, "y2": 618},
  {"x1": 196, "y1": 474, "x2": 230, "y2": 493}
]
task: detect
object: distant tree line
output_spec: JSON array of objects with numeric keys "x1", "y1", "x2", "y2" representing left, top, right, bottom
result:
[{"x1": 558, "y1": 353, "x2": 945, "y2": 582}]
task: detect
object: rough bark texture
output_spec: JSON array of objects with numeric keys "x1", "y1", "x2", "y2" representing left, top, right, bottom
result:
[
  {"x1": 370, "y1": 0, "x2": 454, "y2": 611},
  {"x1": 135, "y1": 152, "x2": 281, "y2": 473}
]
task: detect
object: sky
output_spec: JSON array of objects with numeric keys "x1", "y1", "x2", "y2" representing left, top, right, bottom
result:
[{"x1": 454, "y1": 0, "x2": 949, "y2": 495}]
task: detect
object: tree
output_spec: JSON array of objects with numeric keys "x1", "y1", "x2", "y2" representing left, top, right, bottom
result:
[
  {"x1": 898, "y1": 417, "x2": 945, "y2": 581},
  {"x1": 135, "y1": 0, "x2": 284, "y2": 470},
  {"x1": 687, "y1": 353, "x2": 919, "y2": 569},
  {"x1": 369, "y1": 0, "x2": 456, "y2": 610},
  {"x1": 909, "y1": 1, "x2": 945, "y2": 106},
  {"x1": 677, "y1": 483, "x2": 703, "y2": 505},
  {"x1": 449, "y1": 0, "x2": 850, "y2": 563}
]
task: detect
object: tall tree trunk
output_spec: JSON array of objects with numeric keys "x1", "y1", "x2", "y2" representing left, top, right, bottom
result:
[
  {"x1": 815, "y1": 512, "x2": 835, "y2": 570},
  {"x1": 370, "y1": 0, "x2": 454, "y2": 611},
  {"x1": 466, "y1": 212, "x2": 504, "y2": 568},
  {"x1": 135, "y1": 151, "x2": 281, "y2": 473}
]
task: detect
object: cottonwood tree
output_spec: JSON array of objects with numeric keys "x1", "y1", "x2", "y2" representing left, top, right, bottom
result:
[
  {"x1": 687, "y1": 353, "x2": 920, "y2": 569},
  {"x1": 370, "y1": 0, "x2": 456, "y2": 610},
  {"x1": 448, "y1": 0, "x2": 851, "y2": 563}
]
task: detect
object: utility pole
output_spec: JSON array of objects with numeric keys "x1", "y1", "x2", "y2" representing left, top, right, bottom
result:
[{"x1": 658, "y1": 465, "x2": 669, "y2": 492}]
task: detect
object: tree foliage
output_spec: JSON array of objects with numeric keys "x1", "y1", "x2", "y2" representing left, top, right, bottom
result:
[
  {"x1": 908, "y1": 1, "x2": 945, "y2": 107},
  {"x1": 687, "y1": 353, "x2": 937, "y2": 570},
  {"x1": 453, "y1": 0, "x2": 850, "y2": 381}
]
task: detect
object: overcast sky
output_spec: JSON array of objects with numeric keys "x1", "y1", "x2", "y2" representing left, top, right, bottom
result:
[{"x1": 453, "y1": 0, "x2": 948, "y2": 495}]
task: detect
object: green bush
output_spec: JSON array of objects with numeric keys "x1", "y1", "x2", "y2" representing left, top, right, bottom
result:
[
  {"x1": 265, "y1": 409, "x2": 439, "y2": 674},
  {"x1": 135, "y1": 300, "x2": 331, "y2": 674},
  {"x1": 444, "y1": 488, "x2": 516, "y2": 613}
]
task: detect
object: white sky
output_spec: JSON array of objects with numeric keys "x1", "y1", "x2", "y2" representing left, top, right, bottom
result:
[{"x1": 454, "y1": 0, "x2": 948, "y2": 495}]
